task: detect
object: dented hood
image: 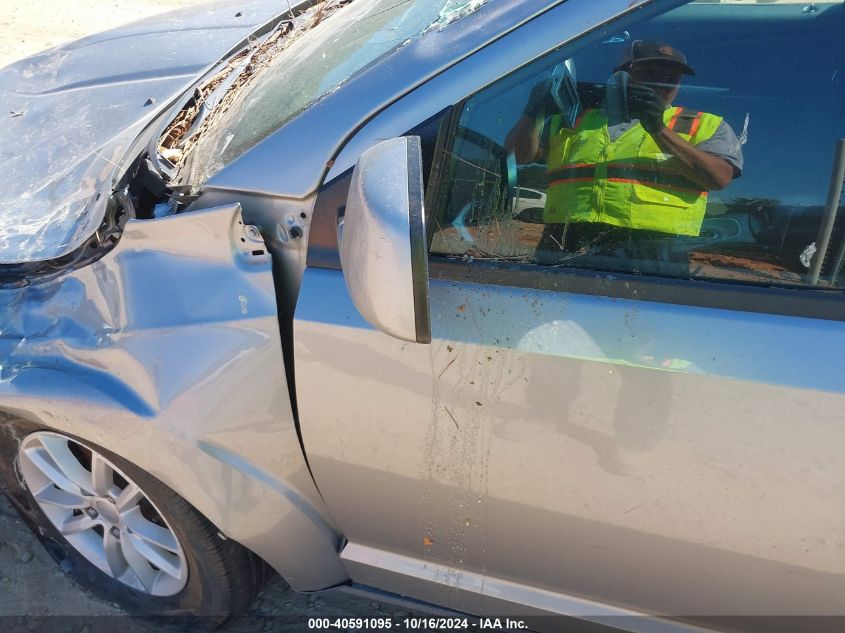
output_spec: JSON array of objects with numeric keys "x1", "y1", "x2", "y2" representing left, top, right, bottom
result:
[{"x1": 0, "y1": 0, "x2": 295, "y2": 265}]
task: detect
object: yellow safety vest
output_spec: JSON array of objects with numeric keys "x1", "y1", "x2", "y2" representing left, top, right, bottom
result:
[{"x1": 544, "y1": 107, "x2": 723, "y2": 236}]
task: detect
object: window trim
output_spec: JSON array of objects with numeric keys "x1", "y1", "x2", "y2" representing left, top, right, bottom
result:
[{"x1": 430, "y1": 256, "x2": 845, "y2": 322}]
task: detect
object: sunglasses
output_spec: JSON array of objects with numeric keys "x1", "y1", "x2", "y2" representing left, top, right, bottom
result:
[{"x1": 628, "y1": 63, "x2": 683, "y2": 84}]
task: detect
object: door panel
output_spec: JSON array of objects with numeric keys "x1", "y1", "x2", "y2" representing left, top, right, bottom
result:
[
  {"x1": 295, "y1": 266, "x2": 845, "y2": 620},
  {"x1": 294, "y1": 0, "x2": 845, "y2": 625}
]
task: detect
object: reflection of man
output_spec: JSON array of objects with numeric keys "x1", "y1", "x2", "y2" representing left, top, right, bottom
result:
[{"x1": 505, "y1": 41, "x2": 744, "y2": 260}]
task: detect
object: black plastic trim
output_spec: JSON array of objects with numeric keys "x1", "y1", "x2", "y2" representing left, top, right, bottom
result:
[
  {"x1": 307, "y1": 168, "x2": 350, "y2": 270},
  {"x1": 407, "y1": 136, "x2": 432, "y2": 344},
  {"x1": 425, "y1": 104, "x2": 462, "y2": 249},
  {"x1": 430, "y1": 257, "x2": 845, "y2": 322}
]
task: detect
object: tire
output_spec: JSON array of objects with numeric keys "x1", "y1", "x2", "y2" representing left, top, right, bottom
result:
[{"x1": 0, "y1": 416, "x2": 272, "y2": 627}]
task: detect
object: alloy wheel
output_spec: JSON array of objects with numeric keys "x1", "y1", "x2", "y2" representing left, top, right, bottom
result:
[{"x1": 18, "y1": 432, "x2": 189, "y2": 597}]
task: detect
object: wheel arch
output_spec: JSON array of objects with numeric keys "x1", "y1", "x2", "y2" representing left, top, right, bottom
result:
[{"x1": 0, "y1": 405, "x2": 348, "y2": 591}]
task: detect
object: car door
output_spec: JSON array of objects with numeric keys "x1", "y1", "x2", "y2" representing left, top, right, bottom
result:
[{"x1": 294, "y1": 1, "x2": 845, "y2": 630}]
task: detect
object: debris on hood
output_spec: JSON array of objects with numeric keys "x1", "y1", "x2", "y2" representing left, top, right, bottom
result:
[
  {"x1": 160, "y1": 0, "x2": 493, "y2": 193},
  {"x1": 159, "y1": 0, "x2": 351, "y2": 185}
]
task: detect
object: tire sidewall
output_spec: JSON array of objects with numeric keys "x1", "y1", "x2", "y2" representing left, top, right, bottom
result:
[{"x1": 0, "y1": 416, "x2": 233, "y2": 620}]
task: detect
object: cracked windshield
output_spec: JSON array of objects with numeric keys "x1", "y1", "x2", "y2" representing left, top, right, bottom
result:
[
  {"x1": 166, "y1": 0, "x2": 486, "y2": 189},
  {"x1": 430, "y1": 0, "x2": 845, "y2": 290}
]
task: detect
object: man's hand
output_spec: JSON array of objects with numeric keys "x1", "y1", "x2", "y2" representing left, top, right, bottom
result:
[
  {"x1": 523, "y1": 79, "x2": 553, "y2": 119},
  {"x1": 626, "y1": 82, "x2": 734, "y2": 190},
  {"x1": 505, "y1": 80, "x2": 553, "y2": 164},
  {"x1": 628, "y1": 84, "x2": 666, "y2": 134}
]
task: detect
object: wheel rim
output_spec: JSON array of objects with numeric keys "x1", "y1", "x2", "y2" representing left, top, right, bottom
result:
[{"x1": 18, "y1": 432, "x2": 189, "y2": 597}]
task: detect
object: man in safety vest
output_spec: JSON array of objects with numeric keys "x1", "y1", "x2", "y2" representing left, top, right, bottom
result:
[{"x1": 506, "y1": 40, "x2": 744, "y2": 265}]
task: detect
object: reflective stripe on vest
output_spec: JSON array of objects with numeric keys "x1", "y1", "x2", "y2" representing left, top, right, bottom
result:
[{"x1": 544, "y1": 107, "x2": 723, "y2": 236}]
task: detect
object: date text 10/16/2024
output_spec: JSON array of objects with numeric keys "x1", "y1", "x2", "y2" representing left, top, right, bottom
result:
[{"x1": 307, "y1": 617, "x2": 529, "y2": 630}]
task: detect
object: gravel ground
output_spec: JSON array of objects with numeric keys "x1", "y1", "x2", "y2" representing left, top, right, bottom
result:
[
  {"x1": 0, "y1": 1, "x2": 206, "y2": 68},
  {"x1": 0, "y1": 491, "x2": 400, "y2": 630},
  {"x1": 0, "y1": 2, "x2": 392, "y2": 628}
]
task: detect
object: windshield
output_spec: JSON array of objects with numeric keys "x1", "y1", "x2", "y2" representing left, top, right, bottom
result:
[{"x1": 174, "y1": 0, "x2": 487, "y2": 189}]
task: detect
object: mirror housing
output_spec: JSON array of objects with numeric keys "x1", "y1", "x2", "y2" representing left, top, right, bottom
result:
[{"x1": 340, "y1": 136, "x2": 430, "y2": 344}]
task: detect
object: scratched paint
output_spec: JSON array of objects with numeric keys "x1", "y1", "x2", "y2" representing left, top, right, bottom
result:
[{"x1": 419, "y1": 284, "x2": 531, "y2": 597}]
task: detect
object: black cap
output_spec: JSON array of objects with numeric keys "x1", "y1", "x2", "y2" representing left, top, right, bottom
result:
[{"x1": 617, "y1": 40, "x2": 695, "y2": 76}]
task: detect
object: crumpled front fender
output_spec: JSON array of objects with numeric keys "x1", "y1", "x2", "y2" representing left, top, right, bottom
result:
[{"x1": 0, "y1": 204, "x2": 347, "y2": 591}]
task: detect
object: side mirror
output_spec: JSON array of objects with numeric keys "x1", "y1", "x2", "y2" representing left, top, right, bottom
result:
[{"x1": 340, "y1": 136, "x2": 431, "y2": 344}]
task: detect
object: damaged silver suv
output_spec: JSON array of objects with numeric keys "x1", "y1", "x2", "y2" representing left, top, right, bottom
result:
[{"x1": 1, "y1": 1, "x2": 844, "y2": 631}]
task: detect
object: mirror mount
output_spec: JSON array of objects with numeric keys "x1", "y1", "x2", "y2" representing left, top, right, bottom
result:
[{"x1": 340, "y1": 136, "x2": 431, "y2": 344}]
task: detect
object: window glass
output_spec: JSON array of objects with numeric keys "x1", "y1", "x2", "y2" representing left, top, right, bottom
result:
[
  {"x1": 180, "y1": 0, "x2": 488, "y2": 189},
  {"x1": 430, "y1": 0, "x2": 845, "y2": 290}
]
